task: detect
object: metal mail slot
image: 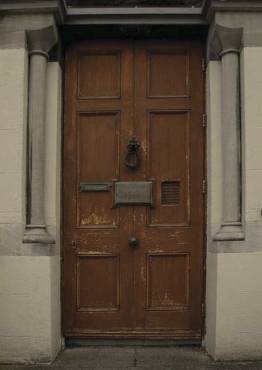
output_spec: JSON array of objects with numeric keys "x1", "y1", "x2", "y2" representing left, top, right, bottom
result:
[
  {"x1": 114, "y1": 181, "x2": 152, "y2": 206},
  {"x1": 80, "y1": 182, "x2": 112, "y2": 192}
]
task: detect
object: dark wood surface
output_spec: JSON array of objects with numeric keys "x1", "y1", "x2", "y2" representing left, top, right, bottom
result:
[{"x1": 63, "y1": 39, "x2": 205, "y2": 339}]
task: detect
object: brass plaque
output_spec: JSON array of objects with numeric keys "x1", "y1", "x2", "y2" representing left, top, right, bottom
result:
[{"x1": 114, "y1": 181, "x2": 152, "y2": 206}]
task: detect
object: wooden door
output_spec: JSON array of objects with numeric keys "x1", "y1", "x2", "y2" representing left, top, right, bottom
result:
[{"x1": 63, "y1": 39, "x2": 205, "y2": 340}]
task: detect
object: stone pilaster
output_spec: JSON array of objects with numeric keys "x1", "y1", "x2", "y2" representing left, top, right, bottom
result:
[
  {"x1": 209, "y1": 25, "x2": 245, "y2": 241},
  {"x1": 23, "y1": 25, "x2": 58, "y2": 244}
]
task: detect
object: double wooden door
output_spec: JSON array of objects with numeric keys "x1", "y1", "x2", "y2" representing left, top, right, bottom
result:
[{"x1": 63, "y1": 39, "x2": 205, "y2": 339}]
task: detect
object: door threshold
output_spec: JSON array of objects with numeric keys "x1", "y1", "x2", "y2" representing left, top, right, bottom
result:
[{"x1": 66, "y1": 338, "x2": 202, "y2": 348}]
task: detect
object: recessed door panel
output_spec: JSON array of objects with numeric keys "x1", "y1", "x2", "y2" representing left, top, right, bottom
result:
[
  {"x1": 78, "y1": 51, "x2": 121, "y2": 98},
  {"x1": 146, "y1": 253, "x2": 190, "y2": 310},
  {"x1": 77, "y1": 254, "x2": 120, "y2": 312},
  {"x1": 77, "y1": 112, "x2": 120, "y2": 228},
  {"x1": 147, "y1": 51, "x2": 190, "y2": 98},
  {"x1": 148, "y1": 110, "x2": 190, "y2": 226}
]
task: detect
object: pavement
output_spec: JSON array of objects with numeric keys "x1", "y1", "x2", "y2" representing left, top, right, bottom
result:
[{"x1": 1, "y1": 347, "x2": 262, "y2": 370}]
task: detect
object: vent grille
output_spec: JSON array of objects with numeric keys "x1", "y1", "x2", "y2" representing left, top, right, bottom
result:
[{"x1": 161, "y1": 181, "x2": 180, "y2": 205}]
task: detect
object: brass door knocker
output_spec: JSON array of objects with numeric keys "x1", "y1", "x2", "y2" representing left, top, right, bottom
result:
[{"x1": 124, "y1": 137, "x2": 140, "y2": 170}]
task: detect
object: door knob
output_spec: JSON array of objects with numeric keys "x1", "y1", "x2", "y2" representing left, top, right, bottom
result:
[{"x1": 128, "y1": 237, "x2": 139, "y2": 248}]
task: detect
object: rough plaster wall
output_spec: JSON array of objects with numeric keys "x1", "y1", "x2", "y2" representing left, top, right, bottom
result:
[
  {"x1": 206, "y1": 48, "x2": 262, "y2": 360},
  {"x1": 0, "y1": 47, "x2": 62, "y2": 363}
]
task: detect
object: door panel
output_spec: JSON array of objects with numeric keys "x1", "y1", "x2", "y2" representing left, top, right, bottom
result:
[
  {"x1": 76, "y1": 253, "x2": 120, "y2": 312},
  {"x1": 63, "y1": 41, "x2": 135, "y2": 333},
  {"x1": 148, "y1": 110, "x2": 190, "y2": 226},
  {"x1": 147, "y1": 50, "x2": 190, "y2": 98},
  {"x1": 134, "y1": 41, "x2": 204, "y2": 336},
  {"x1": 77, "y1": 112, "x2": 120, "y2": 228},
  {"x1": 63, "y1": 39, "x2": 204, "y2": 339}
]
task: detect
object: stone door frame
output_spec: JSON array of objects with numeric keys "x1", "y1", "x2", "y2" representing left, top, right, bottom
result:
[
  {"x1": 1, "y1": 0, "x2": 262, "y2": 360},
  {"x1": 0, "y1": 3, "x2": 255, "y2": 246}
]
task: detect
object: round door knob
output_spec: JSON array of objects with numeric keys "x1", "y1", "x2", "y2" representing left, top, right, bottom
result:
[{"x1": 129, "y1": 237, "x2": 139, "y2": 248}]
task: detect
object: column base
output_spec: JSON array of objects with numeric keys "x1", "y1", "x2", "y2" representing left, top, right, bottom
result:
[
  {"x1": 213, "y1": 222, "x2": 245, "y2": 241},
  {"x1": 23, "y1": 225, "x2": 55, "y2": 244}
]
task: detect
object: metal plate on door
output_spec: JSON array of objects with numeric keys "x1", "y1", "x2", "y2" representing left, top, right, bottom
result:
[
  {"x1": 80, "y1": 182, "x2": 112, "y2": 192},
  {"x1": 114, "y1": 181, "x2": 152, "y2": 206}
]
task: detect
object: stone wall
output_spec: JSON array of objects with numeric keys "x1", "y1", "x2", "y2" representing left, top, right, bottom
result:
[
  {"x1": 206, "y1": 46, "x2": 262, "y2": 361},
  {"x1": 0, "y1": 32, "x2": 62, "y2": 363}
]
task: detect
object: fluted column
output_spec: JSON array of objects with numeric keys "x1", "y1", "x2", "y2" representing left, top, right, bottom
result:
[
  {"x1": 211, "y1": 25, "x2": 245, "y2": 241},
  {"x1": 23, "y1": 26, "x2": 57, "y2": 244}
]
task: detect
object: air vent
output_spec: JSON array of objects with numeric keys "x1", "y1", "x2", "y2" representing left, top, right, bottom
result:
[{"x1": 161, "y1": 181, "x2": 180, "y2": 205}]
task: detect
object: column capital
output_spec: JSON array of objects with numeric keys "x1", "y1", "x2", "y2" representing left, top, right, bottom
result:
[
  {"x1": 205, "y1": 3, "x2": 262, "y2": 59},
  {"x1": 26, "y1": 24, "x2": 58, "y2": 58},
  {"x1": 208, "y1": 24, "x2": 243, "y2": 61}
]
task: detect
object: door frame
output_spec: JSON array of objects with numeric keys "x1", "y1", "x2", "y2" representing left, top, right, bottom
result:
[{"x1": 61, "y1": 27, "x2": 207, "y2": 342}]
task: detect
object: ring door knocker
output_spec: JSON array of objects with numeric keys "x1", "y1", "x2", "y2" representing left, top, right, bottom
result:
[{"x1": 124, "y1": 137, "x2": 140, "y2": 170}]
